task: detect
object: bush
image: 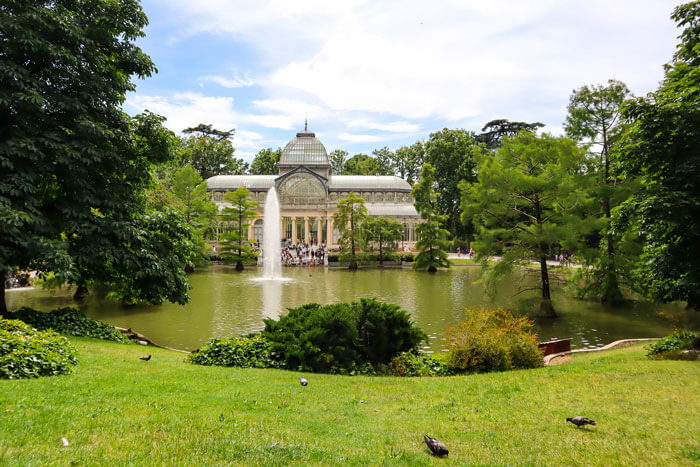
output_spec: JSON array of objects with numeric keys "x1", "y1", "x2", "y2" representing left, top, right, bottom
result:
[
  {"x1": 262, "y1": 299, "x2": 427, "y2": 373},
  {"x1": 401, "y1": 253, "x2": 415, "y2": 263},
  {"x1": 646, "y1": 330, "x2": 699, "y2": 360},
  {"x1": 188, "y1": 335, "x2": 280, "y2": 368},
  {"x1": 4, "y1": 307, "x2": 129, "y2": 343},
  {"x1": 327, "y1": 254, "x2": 339, "y2": 263},
  {"x1": 0, "y1": 318, "x2": 78, "y2": 379},
  {"x1": 386, "y1": 350, "x2": 453, "y2": 377},
  {"x1": 443, "y1": 308, "x2": 543, "y2": 373}
]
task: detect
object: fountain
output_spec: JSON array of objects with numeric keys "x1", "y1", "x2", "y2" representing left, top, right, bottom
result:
[{"x1": 261, "y1": 187, "x2": 283, "y2": 279}]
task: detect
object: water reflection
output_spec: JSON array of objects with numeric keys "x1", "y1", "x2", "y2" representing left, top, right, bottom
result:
[{"x1": 5, "y1": 266, "x2": 692, "y2": 351}]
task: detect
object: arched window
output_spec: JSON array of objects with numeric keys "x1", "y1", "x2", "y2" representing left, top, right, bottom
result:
[{"x1": 278, "y1": 173, "x2": 326, "y2": 205}]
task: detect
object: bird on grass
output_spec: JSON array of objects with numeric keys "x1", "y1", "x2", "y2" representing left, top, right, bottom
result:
[
  {"x1": 567, "y1": 416, "x2": 596, "y2": 428},
  {"x1": 299, "y1": 377, "x2": 308, "y2": 386},
  {"x1": 139, "y1": 355, "x2": 152, "y2": 361},
  {"x1": 423, "y1": 435, "x2": 449, "y2": 457}
]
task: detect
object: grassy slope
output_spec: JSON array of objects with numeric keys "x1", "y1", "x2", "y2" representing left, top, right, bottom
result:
[{"x1": 1, "y1": 340, "x2": 698, "y2": 466}]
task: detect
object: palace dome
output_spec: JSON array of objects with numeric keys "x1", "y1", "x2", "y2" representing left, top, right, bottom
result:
[{"x1": 279, "y1": 125, "x2": 329, "y2": 167}]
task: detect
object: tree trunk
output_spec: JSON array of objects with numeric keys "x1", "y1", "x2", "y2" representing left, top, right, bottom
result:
[
  {"x1": 428, "y1": 266, "x2": 437, "y2": 273},
  {"x1": 601, "y1": 142, "x2": 623, "y2": 304},
  {"x1": 0, "y1": 281, "x2": 6, "y2": 315},
  {"x1": 538, "y1": 256, "x2": 556, "y2": 318},
  {"x1": 348, "y1": 261, "x2": 358, "y2": 271},
  {"x1": 235, "y1": 261, "x2": 244, "y2": 271},
  {"x1": 73, "y1": 283, "x2": 89, "y2": 300}
]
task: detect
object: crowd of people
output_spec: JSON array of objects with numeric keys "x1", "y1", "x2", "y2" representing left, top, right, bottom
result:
[
  {"x1": 456, "y1": 246, "x2": 475, "y2": 258},
  {"x1": 280, "y1": 239, "x2": 328, "y2": 266}
]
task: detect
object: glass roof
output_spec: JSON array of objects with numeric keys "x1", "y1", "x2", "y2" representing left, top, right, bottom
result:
[{"x1": 279, "y1": 129, "x2": 330, "y2": 166}]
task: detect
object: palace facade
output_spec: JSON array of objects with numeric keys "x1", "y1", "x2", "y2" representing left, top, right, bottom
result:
[{"x1": 206, "y1": 125, "x2": 421, "y2": 248}]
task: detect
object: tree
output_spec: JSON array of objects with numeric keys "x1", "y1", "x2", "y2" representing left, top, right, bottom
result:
[
  {"x1": 329, "y1": 149, "x2": 348, "y2": 175},
  {"x1": 424, "y1": 129, "x2": 485, "y2": 240},
  {"x1": 343, "y1": 153, "x2": 384, "y2": 175},
  {"x1": 617, "y1": 1, "x2": 700, "y2": 310},
  {"x1": 477, "y1": 119, "x2": 545, "y2": 150},
  {"x1": 0, "y1": 1, "x2": 197, "y2": 312},
  {"x1": 177, "y1": 125, "x2": 247, "y2": 179},
  {"x1": 412, "y1": 164, "x2": 451, "y2": 272},
  {"x1": 461, "y1": 133, "x2": 590, "y2": 318},
  {"x1": 371, "y1": 147, "x2": 396, "y2": 175},
  {"x1": 220, "y1": 188, "x2": 260, "y2": 271},
  {"x1": 250, "y1": 148, "x2": 282, "y2": 175},
  {"x1": 565, "y1": 80, "x2": 634, "y2": 303},
  {"x1": 392, "y1": 142, "x2": 425, "y2": 185},
  {"x1": 364, "y1": 216, "x2": 403, "y2": 265},
  {"x1": 333, "y1": 193, "x2": 368, "y2": 270}
]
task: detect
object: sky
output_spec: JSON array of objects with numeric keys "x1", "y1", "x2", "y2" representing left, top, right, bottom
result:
[{"x1": 125, "y1": 0, "x2": 682, "y2": 163}]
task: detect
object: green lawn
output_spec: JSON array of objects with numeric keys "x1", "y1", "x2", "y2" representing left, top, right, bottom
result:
[{"x1": 1, "y1": 340, "x2": 698, "y2": 465}]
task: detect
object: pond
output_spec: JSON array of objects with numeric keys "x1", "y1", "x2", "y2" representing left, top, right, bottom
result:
[{"x1": 5, "y1": 265, "x2": 690, "y2": 352}]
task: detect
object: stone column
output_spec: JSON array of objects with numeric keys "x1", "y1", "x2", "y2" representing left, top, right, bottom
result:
[
  {"x1": 304, "y1": 217, "x2": 310, "y2": 244},
  {"x1": 326, "y1": 216, "x2": 334, "y2": 246},
  {"x1": 248, "y1": 219, "x2": 255, "y2": 241},
  {"x1": 291, "y1": 217, "x2": 297, "y2": 244},
  {"x1": 280, "y1": 216, "x2": 285, "y2": 238},
  {"x1": 316, "y1": 217, "x2": 322, "y2": 243}
]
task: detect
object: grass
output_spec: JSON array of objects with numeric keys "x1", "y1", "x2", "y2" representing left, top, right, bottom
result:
[{"x1": 1, "y1": 340, "x2": 699, "y2": 465}]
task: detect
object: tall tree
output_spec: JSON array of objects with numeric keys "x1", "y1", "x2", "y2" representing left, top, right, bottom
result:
[
  {"x1": 329, "y1": 149, "x2": 348, "y2": 175},
  {"x1": 371, "y1": 147, "x2": 396, "y2": 175},
  {"x1": 343, "y1": 153, "x2": 384, "y2": 175},
  {"x1": 177, "y1": 125, "x2": 247, "y2": 179},
  {"x1": 565, "y1": 80, "x2": 633, "y2": 303},
  {"x1": 333, "y1": 193, "x2": 368, "y2": 270},
  {"x1": 412, "y1": 164, "x2": 451, "y2": 273},
  {"x1": 0, "y1": 1, "x2": 197, "y2": 312},
  {"x1": 617, "y1": 1, "x2": 700, "y2": 310},
  {"x1": 220, "y1": 188, "x2": 260, "y2": 271},
  {"x1": 392, "y1": 142, "x2": 425, "y2": 185},
  {"x1": 477, "y1": 119, "x2": 545, "y2": 150},
  {"x1": 424, "y1": 129, "x2": 485, "y2": 240},
  {"x1": 461, "y1": 133, "x2": 590, "y2": 318},
  {"x1": 250, "y1": 148, "x2": 282, "y2": 175},
  {"x1": 364, "y1": 216, "x2": 403, "y2": 266}
]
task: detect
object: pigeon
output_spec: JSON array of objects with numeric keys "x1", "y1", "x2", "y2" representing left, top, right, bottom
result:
[
  {"x1": 423, "y1": 435, "x2": 449, "y2": 457},
  {"x1": 299, "y1": 377, "x2": 308, "y2": 386},
  {"x1": 140, "y1": 355, "x2": 152, "y2": 361},
  {"x1": 567, "y1": 416, "x2": 596, "y2": 428}
]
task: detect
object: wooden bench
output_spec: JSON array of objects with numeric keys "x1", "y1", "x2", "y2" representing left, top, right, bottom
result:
[{"x1": 538, "y1": 338, "x2": 571, "y2": 356}]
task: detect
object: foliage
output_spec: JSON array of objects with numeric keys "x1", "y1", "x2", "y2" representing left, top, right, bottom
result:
[
  {"x1": 343, "y1": 153, "x2": 384, "y2": 175},
  {"x1": 443, "y1": 308, "x2": 543, "y2": 373},
  {"x1": 188, "y1": 335, "x2": 280, "y2": 368},
  {"x1": 477, "y1": 119, "x2": 545, "y2": 150},
  {"x1": 249, "y1": 148, "x2": 282, "y2": 175},
  {"x1": 261, "y1": 299, "x2": 427, "y2": 374},
  {"x1": 0, "y1": 318, "x2": 78, "y2": 379},
  {"x1": 646, "y1": 330, "x2": 698, "y2": 359},
  {"x1": 177, "y1": 125, "x2": 247, "y2": 179},
  {"x1": 565, "y1": 79, "x2": 635, "y2": 304},
  {"x1": 616, "y1": 1, "x2": 700, "y2": 310},
  {"x1": 333, "y1": 193, "x2": 368, "y2": 270},
  {"x1": 392, "y1": 141, "x2": 425, "y2": 185},
  {"x1": 371, "y1": 147, "x2": 396, "y2": 175},
  {"x1": 364, "y1": 216, "x2": 404, "y2": 263},
  {"x1": 4, "y1": 307, "x2": 129, "y2": 343},
  {"x1": 329, "y1": 149, "x2": 348, "y2": 175},
  {"x1": 424, "y1": 128, "x2": 485, "y2": 239},
  {"x1": 412, "y1": 164, "x2": 451, "y2": 272},
  {"x1": 0, "y1": 2, "x2": 198, "y2": 312},
  {"x1": 219, "y1": 188, "x2": 260, "y2": 271},
  {"x1": 386, "y1": 350, "x2": 453, "y2": 377},
  {"x1": 461, "y1": 132, "x2": 590, "y2": 317}
]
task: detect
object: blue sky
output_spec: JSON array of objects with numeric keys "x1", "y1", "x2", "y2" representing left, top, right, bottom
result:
[{"x1": 125, "y1": 0, "x2": 680, "y2": 163}]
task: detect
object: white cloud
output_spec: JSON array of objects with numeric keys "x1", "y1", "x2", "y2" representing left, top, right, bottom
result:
[
  {"x1": 338, "y1": 133, "x2": 385, "y2": 143},
  {"x1": 348, "y1": 119, "x2": 421, "y2": 133},
  {"x1": 198, "y1": 73, "x2": 254, "y2": 88}
]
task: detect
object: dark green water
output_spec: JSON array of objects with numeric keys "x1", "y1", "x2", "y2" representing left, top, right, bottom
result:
[{"x1": 5, "y1": 266, "x2": 690, "y2": 351}]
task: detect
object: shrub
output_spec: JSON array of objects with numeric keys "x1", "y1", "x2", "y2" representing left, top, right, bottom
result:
[
  {"x1": 262, "y1": 299, "x2": 426, "y2": 373},
  {"x1": 327, "y1": 254, "x2": 339, "y2": 263},
  {"x1": 387, "y1": 350, "x2": 453, "y2": 377},
  {"x1": 646, "y1": 330, "x2": 698, "y2": 360},
  {"x1": 443, "y1": 308, "x2": 543, "y2": 373},
  {"x1": 4, "y1": 307, "x2": 129, "y2": 343},
  {"x1": 187, "y1": 335, "x2": 280, "y2": 368},
  {"x1": 0, "y1": 318, "x2": 78, "y2": 379},
  {"x1": 401, "y1": 253, "x2": 415, "y2": 263}
]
